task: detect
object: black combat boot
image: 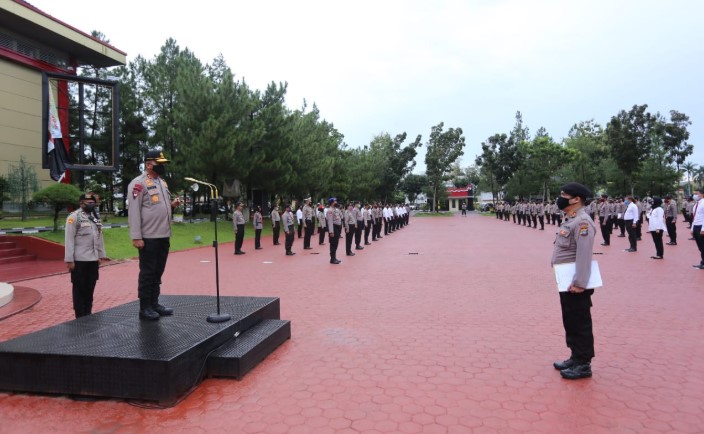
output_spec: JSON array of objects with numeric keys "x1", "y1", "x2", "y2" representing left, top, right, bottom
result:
[{"x1": 139, "y1": 298, "x2": 159, "y2": 320}]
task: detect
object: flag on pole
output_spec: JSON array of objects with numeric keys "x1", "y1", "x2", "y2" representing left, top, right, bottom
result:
[{"x1": 47, "y1": 89, "x2": 71, "y2": 181}]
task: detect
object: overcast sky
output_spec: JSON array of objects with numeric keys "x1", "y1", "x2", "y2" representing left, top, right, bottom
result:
[{"x1": 31, "y1": 0, "x2": 704, "y2": 173}]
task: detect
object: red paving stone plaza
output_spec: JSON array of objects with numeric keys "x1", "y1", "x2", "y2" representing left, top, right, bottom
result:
[{"x1": 1, "y1": 212, "x2": 703, "y2": 433}]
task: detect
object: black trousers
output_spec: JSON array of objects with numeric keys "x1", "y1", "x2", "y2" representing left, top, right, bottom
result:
[
  {"x1": 71, "y1": 260, "x2": 99, "y2": 318},
  {"x1": 272, "y1": 222, "x2": 280, "y2": 244},
  {"x1": 559, "y1": 289, "x2": 595, "y2": 363},
  {"x1": 235, "y1": 224, "x2": 245, "y2": 252},
  {"x1": 383, "y1": 219, "x2": 389, "y2": 235},
  {"x1": 600, "y1": 217, "x2": 612, "y2": 244},
  {"x1": 303, "y1": 219, "x2": 313, "y2": 248},
  {"x1": 532, "y1": 215, "x2": 537, "y2": 228},
  {"x1": 255, "y1": 228, "x2": 262, "y2": 248},
  {"x1": 538, "y1": 216, "x2": 544, "y2": 230},
  {"x1": 318, "y1": 227, "x2": 326, "y2": 245},
  {"x1": 626, "y1": 223, "x2": 637, "y2": 250},
  {"x1": 650, "y1": 230, "x2": 664, "y2": 257},
  {"x1": 693, "y1": 225, "x2": 704, "y2": 265},
  {"x1": 364, "y1": 222, "x2": 371, "y2": 243},
  {"x1": 666, "y1": 217, "x2": 677, "y2": 243},
  {"x1": 297, "y1": 221, "x2": 303, "y2": 238},
  {"x1": 138, "y1": 238, "x2": 170, "y2": 307},
  {"x1": 355, "y1": 222, "x2": 364, "y2": 247},
  {"x1": 285, "y1": 225, "x2": 295, "y2": 253},
  {"x1": 329, "y1": 224, "x2": 341, "y2": 259},
  {"x1": 346, "y1": 224, "x2": 355, "y2": 253}
]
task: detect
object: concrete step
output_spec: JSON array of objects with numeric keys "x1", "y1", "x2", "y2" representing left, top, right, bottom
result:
[
  {"x1": 0, "y1": 248, "x2": 27, "y2": 259},
  {"x1": 207, "y1": 319, "x2": 291, "y2": 379},
  {"x1": 0, "y1": 254, "x2": 37, "y2": 265},
  {"x1": 0, "y1": 242, "x2": 17, "y2": 250}
]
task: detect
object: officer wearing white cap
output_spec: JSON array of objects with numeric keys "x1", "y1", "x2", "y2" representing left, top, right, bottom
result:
[
  {"x1": 64, "y1": 193, "x2": 108, "y2": 318},
  {"x1": 551, "y1": 182, "x2": 597, "y2": 380},
  {"x1": 127, "y1": 150, "x2": 180, "y2": 320}
]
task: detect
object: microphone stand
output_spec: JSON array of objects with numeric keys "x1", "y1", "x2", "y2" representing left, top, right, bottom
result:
[{"x1": 185, "y1": 177, "x2": 231, "y2": 323}]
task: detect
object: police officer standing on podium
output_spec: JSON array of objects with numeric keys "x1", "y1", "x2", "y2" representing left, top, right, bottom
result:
[
  {"x1": 65, "y1": 193, "x2": 108, "y2": 318},
  {"x1": 551, "y1": 182, "x2": 597, "y2": 380},
  {"x1": 128, "y1": 150, "x2": 179, "y2": 320}
]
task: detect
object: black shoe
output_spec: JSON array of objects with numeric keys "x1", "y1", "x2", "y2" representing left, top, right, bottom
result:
[
  {"x1": 650, "y1": 256, "x2": 663, "y2": 259},
  {"x1": 153, "y1": 304, "x2": 174, "y2": 316},
  {"x1": 330, "y1": 259, "x2": 341, "y2": 264},
  {"x1": 666, "y1": 242, "x2": 677, "y2": 246},
  {"x1": 255, "y1": 247, "x2": 263, "y2": 250},
  {"x1": 624, "y1": 248, "x2": 637, "y2": 252},
  {"x1": 600, "y1": 242, "x2": 610, "y2": 246},
  {"x1": 553, "y1": 358, "x2": 576, "y2": 371},
  {"x1": 355, "y1": 246, "x2": 364, "y2": 250},
  {"x1": 560, "y1": 363, "x2": 592, "y2": 380},
  {"x1": 346, "y1": 252, "x2": 355, "y2": 256},
  {"x1": 235, "y1": 250, "x2": 245, "y2": 255},
  {"x1": 693, "y1": 264, "x2": 704, "y2": 269},
  {"x1": 304, "y1": 247, "x2": 313, "y2": 250},
  {"x1": 139, "y1": 307, "x2": 160, "y2": 321},
  {"x1": 365, "y1": 242, "x2": 372, "y2": 245},
  {"x1": 286, "y1": 251, "x2": 296, "y2": 256},
  {"x1": 689, "y1": 238, "x2": 695, "y2": 241},
  {"x1": 617, "y1": 234, "x2": 625, "y2": 237},
  {"x1": 274, "y1": 243, "x2": 281, "y2": 245}
]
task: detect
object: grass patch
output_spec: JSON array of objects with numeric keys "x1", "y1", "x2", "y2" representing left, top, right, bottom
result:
[{"x1": 29, "y1": 219, "x2": 276, "y2": 260}]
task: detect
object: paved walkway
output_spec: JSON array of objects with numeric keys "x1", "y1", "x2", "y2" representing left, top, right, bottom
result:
[{"x1": 1, "y1": 213, "x2": 702, "y2": 433}]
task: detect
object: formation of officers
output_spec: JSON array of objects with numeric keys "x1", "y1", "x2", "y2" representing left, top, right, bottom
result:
[
  {"x1": 492, "y1": 190, "x2": 704, "y2": 266},
  {"x1": 234, "y1": 198, "x2": 411, "y2": 264}
]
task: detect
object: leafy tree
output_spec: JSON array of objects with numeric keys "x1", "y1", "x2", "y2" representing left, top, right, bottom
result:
[
  {"x1": 524, "y1": 134, "x2": 573, "y2": 199},
  {"x1": 6, "y1": 156, "x2": 39, "y2": 221},
  {"x1": 562, "y1": 120, "x2": 608, "y2": 188},
  {"x1": 400, "y1": 173, "x2": 428, "y2": 203},
  {"x1": 662, "y1": 110, "x2": 693, "y2": 173},
  {"x1": 682, "y1": 161, "x2": 698, "y2": 195},
  {"x1": 33, "y1": 183, "x2": 82, "y2": 231},
  {"x1": 0, "y1": 175, "x2": 8, "y2": 210},
  {"x1": 425, "y1": 123, "x2": 465, "y2": 211},
  {"x1": 605, "y1": 104, "x2": 655, "y2": 194},
  {"x1": 370, "y1": 132, "x2": 423, "y2": 201}
]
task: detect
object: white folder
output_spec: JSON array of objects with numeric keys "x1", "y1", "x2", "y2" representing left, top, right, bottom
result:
[{"x1": 553, "y1": 260, "x2": 603, "y2": 292}]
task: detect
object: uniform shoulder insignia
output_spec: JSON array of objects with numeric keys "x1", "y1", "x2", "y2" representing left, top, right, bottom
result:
[
  {"x1": 67, "y1": 216, "x2": 75, "y2": 224},
  {"x1": 132, "y1": 184, "x2": 144, "y2": 199},
  {"x1": 579, "y1": 223, "x2": 589, "y2": 236}
]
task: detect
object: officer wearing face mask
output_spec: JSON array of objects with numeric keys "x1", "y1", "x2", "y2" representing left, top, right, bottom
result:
[
  {"x1": 64, "y1": 193, "x2": 108, "y2": 318},
  {"x1": 128, "y1": 150, "x2": 180, "y2": 320},
  {"x1": 551, "y1": 182, "x2": 597, "y2": 380}
]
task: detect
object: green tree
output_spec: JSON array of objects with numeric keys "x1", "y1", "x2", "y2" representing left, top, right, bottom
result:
[
  {"x1": 562, "y1": 120, "x2": 608, "y2": 188},
  {"x1": 682, "y1": 161, "x2": 698, "y2": 195},
  {"x1": 0, "y1": 175, "x2": 8, "y2": 211},
  {"x1": 400, "y1": 173, "x2": 428, "y2": 203},
  {"x1": 663, "y1": 110, "x2": 693, "y2": 174},
  {"x1": 425, "y1": 122, "x2": 465, "y2": 211},
  {"x1": 33, "y1": 183, "x2": 83, "y2": 231},
  {"x1": 6, "y1": 156, "x2": 39, "y2": 221},
  {"x1": 605, "y1": 104, "x2": 655, "y2": 195}
]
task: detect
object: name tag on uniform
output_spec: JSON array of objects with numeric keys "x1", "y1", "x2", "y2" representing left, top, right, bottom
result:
[{"x1": 81, "y1": 222, "x2": 91, "y2": 227}]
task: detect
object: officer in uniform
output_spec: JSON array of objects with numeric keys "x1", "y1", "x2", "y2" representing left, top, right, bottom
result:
[
  {"x1": 354, "y1": 201, "x2": 365, "y2": 250},
  {"x1": 551, "y1": 182, "x2": 597, "y2": 380},
  {"x1": 326, "y1": 197, "x2": 343, "y2": 264},
  {"x1": 128, "y1": 150, "x2": 179, "y2": 320},
  {"x1": 65, "y1": 193, "x2": 108, "y2": 318},
  {"x1": 282, "y1": 204, "x2": 296, "y2": 255},
  {"x1": 344, "y1": 203, "x2": 357, "y2": 255},
  {"x1": 233, "y1": 202, "x2": 246, "y2": 254},
  {"x1": 302, "y1": 197, "x2": 314, "y2": 250},
  {"x1": 253, "y1": 205, "x2": 263, "y2": 250},
  {"x1": 271, "y1": 205, "x2": 281, "y2": 245},
  {"x1": 363, "y1": 204, "x2": 373, "y2": 245},
  {"x1": 664, "y1": 194, "x2": 678, "y2": 245},
  {"x1": 316, "y1": 203, "x2": 327, "y2": 245}
]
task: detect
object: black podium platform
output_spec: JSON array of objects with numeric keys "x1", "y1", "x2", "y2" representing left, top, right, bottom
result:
[{"x1": 0, "y1": 295, "x2": 290, "y2": 404}]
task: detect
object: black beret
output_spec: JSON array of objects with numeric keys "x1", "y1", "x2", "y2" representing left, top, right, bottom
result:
[
  {"x1": 560, "y1": 182, "x2": 592, "y2": 200},
  {"x1": 79, "y1": 193, "x2": 97, "y2": 201}
]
